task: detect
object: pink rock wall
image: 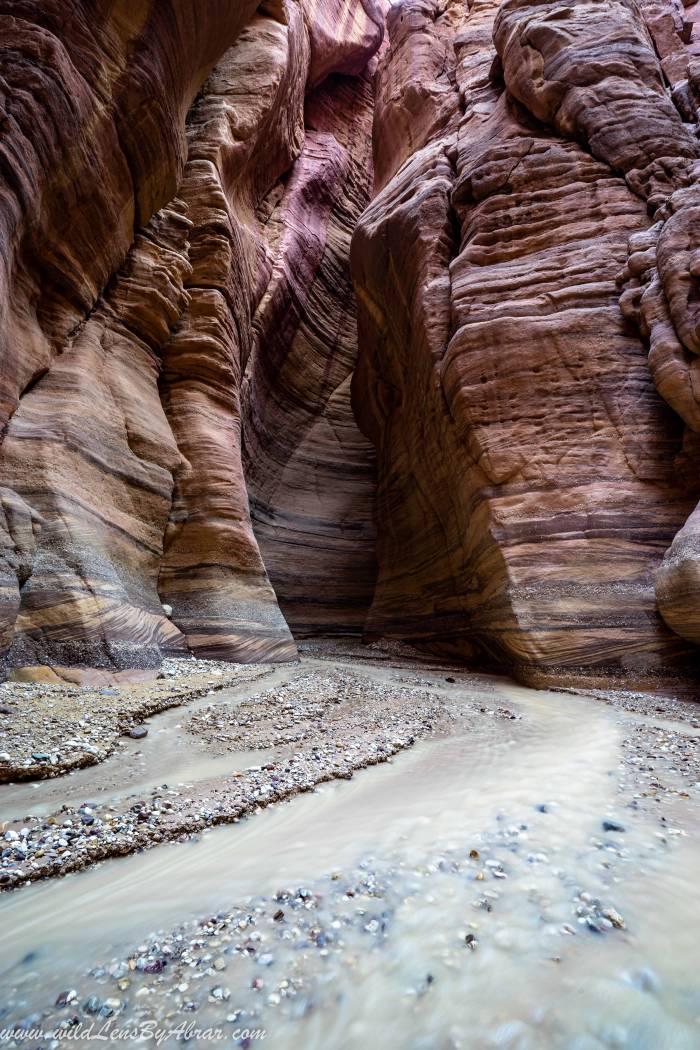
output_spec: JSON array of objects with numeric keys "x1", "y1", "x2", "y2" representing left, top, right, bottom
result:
[
  {"x1": 351, "y1": 0, "x2": 700, "y2": 687},
  {"x1": 243, "y1": 70, "x2": 378, "y2": 637},
  {"x1": 2, "y1": 0, "x2": 700, "y2": 688},
  {"x1": 0, "y1": 0, "x2": 382, "y2": 677}
]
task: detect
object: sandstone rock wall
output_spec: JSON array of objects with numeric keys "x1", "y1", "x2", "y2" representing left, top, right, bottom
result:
[
  {"x1": 2, "y1": 0, "x2": 700, "y2": 687},
  {"x1": 243, "y1": 70, "x2": 378, "y2": 637},
  {"x1": 351, "y1": 0, "x2": 700, "y2": 686},
  {"x1": 0, "y1": 0, "x2": 381, "y2": 676}
]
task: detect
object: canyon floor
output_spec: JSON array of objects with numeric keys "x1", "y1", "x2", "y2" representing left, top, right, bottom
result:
[{"x1": 0, "y1": 641, "x2": 699, "y2": 1049}]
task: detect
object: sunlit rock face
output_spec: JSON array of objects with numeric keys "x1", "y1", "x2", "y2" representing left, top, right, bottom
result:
[
  {"x1": 2, "y1": 0, "x2": 700, "y2": 687},
  {"x1": 351, "y1": 0, "x2": 700, "y2": 687}
]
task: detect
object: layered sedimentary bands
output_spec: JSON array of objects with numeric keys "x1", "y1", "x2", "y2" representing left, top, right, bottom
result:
[
  {"x1": 0, "y1": 0, "x2": 381, "y2": 673},
  {"x1": 1, "y1": 0, "x2": 700, "y2": 687},
  {"x1": 352, "y1": 0, "x2": 700, "y2": 686}
]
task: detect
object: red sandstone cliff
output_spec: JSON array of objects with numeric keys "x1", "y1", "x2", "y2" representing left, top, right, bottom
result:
[
  {"x1": 0, "y1": 0, "x2": 381, "y2": 677},
  {"x1": 352, "y1": 0, "x2": 700, "y2": 687},
  {"x1": 1, "y1": 0, "x2": 699, "y2": 688}
]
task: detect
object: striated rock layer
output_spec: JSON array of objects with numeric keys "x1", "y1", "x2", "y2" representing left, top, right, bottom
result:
[
  {"x1": 0, "y1": 0, "x2": 382, "y2": 676},
  {"x1": 351, "y1": 0, "x2": 700, "y2": 687},
  {"x1": 243, "y1": 71, "x2": 378, "y2": 637},
  {"x1": 2, "y1": 0, "x2": 700, "y2": 687}
]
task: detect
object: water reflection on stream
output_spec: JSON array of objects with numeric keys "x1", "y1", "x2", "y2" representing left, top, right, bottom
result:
[{"x1": 1, "y1": 657, "x2": 699, "y2": 1049}]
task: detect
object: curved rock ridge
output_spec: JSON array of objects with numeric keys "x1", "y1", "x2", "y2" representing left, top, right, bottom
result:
[
  {"x1": 0, "y1": 203, "x2": 192, "y2": 671},
  {"x1": 0, "y1": 0, "x2": 383, "y2": 676},
  {"x1": 243, "y1": 69, "x2": 378, "y2": 637},
  {"x1": 351, "y1": 0, "x2": 700, "y2": 686},
  {"x1": 0, "y1": 0, "x2": 260, "y2": 437},
  {"x1": 156, "y1": 6, "x2": 309, "y2": 665}
]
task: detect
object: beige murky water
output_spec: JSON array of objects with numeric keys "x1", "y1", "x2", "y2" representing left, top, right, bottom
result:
[
  {"x1": 1, "y1": 656, "x2": 699, "y2": 1048},
  {"x1": 0, "y1": 667, "x2": 296, "y2": 822}
]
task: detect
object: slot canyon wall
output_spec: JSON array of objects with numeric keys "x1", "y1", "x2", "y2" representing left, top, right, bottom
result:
[
  {"x1": 352, "y1": 0, "x2": 700, "y2": 687},
  {"x1": 0, "y1": 0, "x2": 700, "y2": 688},
  {"x1": 0, "y1": 0, "x2": 381, "y2": 678}
]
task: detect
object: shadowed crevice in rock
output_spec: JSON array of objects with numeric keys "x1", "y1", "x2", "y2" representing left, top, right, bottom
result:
[
  {"x1": 2, "y1": 0, "x2": 700, "y2": 686},
  {"x1": 243, "y1": 69, "x2": 379, "y2": 638}
]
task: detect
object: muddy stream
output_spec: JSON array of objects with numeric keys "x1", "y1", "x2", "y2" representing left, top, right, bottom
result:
[{"x1": 0, "y1": 654, "x2": 699, "y2": 1049}]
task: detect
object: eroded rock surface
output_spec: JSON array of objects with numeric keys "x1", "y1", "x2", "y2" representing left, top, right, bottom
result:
[
  {"x1": 351, "y1": 0, "x2": 700, "y2": 686},
  {"x1": 2, "y1": 0, "x2": 700, "y2": 686},
  {"x1": 243, "y1": 70, "x2": 378, "y2": 638},
  {"x1": 0, "y1": 0, "x2": 382, "y2": 676}
]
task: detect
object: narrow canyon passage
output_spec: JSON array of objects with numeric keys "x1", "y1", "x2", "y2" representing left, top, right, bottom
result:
[
  {"x1": 4, "y1": 0, "x2": 700, "y2": 687},
  {"x1": 3, "y1": 0, "x2": 700, "y2": 1047},
  {"x1": 1, "y1": 645, "x2": 699, "y2": 1048}
]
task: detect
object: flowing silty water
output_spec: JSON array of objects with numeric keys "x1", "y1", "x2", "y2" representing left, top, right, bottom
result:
[
  {"x1": 0, "y1": 655, "x2": 699, "y2": 1049},
  {"x1": 0, "y1": 667, "x2": 296, "y2": 822}
]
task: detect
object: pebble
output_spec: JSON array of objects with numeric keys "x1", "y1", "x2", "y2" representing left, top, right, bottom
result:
[
  {"x1": 602, "y1": 907, "x2": 626, "y2": 930},
  {"x1": 128, "y1": 726, "x2": 148, "y2": 740},
  {"x1": 602, "y1": 821, "x2": 626, "y2": 833},
  {"x1": 55, "y1": 989, "x2": 77, "y2": 1007}
]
